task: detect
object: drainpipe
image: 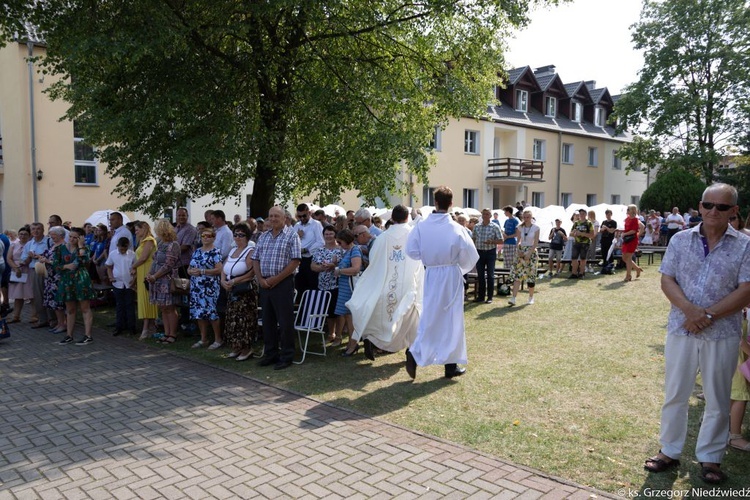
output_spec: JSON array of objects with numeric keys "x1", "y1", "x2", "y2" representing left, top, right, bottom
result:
[
  {"x1": 556, "y1": 131, "x2": 562, "y2": 205},
  {"x1": 27, "y1": 41, "x2": 39, "y2": 222}
]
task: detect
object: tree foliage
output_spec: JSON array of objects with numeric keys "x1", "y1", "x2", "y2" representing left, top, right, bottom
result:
[
  {"x1": 2, "y1": 0, "x2": 559, "y2": 216},
  {"x1": 614, "y1": 0, "x2": 750, "y2": 184},
  {"x1": 639, "y1": 169, "x2": 706, "y2": 214}
]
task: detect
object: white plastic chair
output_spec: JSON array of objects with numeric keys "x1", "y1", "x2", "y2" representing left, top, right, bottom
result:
[{"x1": 293, "y1": 290, "x2": 331, "y2": 364}]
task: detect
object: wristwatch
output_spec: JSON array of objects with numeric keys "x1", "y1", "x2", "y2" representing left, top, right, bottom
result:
[{"x1": 705, "y1": 312, "x2": 714, "y2": 321}]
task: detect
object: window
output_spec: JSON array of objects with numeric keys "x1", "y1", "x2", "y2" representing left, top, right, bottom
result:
[
  {"x1": 532, "y1": 139, "x2": 546, "y2": 161},
  {"x1": 531, "y1": 192, "x2": 544, "y2": 208},
  {"x1": 561, "y1": 193, "x2": 573, "y2": 207},
  {"x1": 74, "y1": 121, "x2": 96, "y2": 184},
  {"x1": 422, "y1": 186, "x2": 436, "y2": 205},
  {"x1": 463, "y1": 188, "x2": 478, "y2": 209},
  {"x1": 612, "y1": 150, "x2": 622, "y2": 170},
  {"x1": 631, "y1": 195, "x2": 640, "y2": 206},
  {"x1": 562, "y1": 143, "x2": 574, "y2": 164},
  {"x1": 464, "y1": 130, "x2": 479, "y2": 154},
  {"x1": 611, "y1": 194, "x2": 621, "y2": 205},
  {"x1": 545, "y1": 96, "x2": 556, "y2": 117},
  {"x1": 588, "y1": 147, "x2": 598, "y2": 167},
  {"x1": 515, "y1": 90, "x2": 528, "y2": 112},
  {"x1": 572, "y1": 102, "x2": 582, "y2": 123},
  {"x1": 594, "y1": 106, "x2": 606, "y2": 127},
  {"x1": 429, "y1": 127, "x2": 442, "y2": 151},
  {"x1": 586, "y1": 194, "x2": 597, "y2": 206}
]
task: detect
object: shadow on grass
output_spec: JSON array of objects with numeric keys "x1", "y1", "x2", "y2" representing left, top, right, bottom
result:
[{"x1": 302, "y1": 377, "x2": 449, "y2": 424}]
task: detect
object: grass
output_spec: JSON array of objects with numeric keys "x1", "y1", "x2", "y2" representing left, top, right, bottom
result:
[{"x1": 93, "y1": 260, "x2": 750, "y2": 494}]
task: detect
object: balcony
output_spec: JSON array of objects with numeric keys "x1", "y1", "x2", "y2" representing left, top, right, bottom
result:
[{"x1": 486, "y1": 158, "x2": 544, "y2": 181}]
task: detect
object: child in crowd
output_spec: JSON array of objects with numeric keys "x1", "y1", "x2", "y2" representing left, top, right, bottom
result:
[{"x1": 106, "y1": 237, "x2": 136, "y2": 336}]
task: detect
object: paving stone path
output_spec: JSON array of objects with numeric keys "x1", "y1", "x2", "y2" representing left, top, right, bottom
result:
[{"x1": 0, "y1": 317, "x2": 612, "y2": 499}]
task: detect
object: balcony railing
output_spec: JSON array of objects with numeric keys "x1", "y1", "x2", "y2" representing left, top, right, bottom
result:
[{"x1": 487, "y1": 158, "x2": 544, "y2": 180}]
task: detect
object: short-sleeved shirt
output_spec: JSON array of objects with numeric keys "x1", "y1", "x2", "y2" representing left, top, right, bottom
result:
[
  {"x1": 571, "y1": 220, "x2": 594, "y2": 244},
  {"x1": 503, "y1": 217, "x2": 519, "y2": 245},
  {"x1": 252, "y1": 225, "x2": 301, "y2": 278},
  {"x1": 660, "y1": 224, "x2": 750, "y2": 340},
  {"x1": 473, "y1": 222, "x2": 502, "y2": 251},
  {"x1": 600, "y1": 220, "x2": 617, "y2": 242},
  {"x1": 176, "y1": 222, "x2": 198, "y2": 267},
  {"x1": 517, "y1": 224, "x2": 539, "y2": 247}
]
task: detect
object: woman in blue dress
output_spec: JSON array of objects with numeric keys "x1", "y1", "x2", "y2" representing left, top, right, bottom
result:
[
  {"x1": 333, "y1": 229, "x2": 362, "y2": 356},
  {"x1": 187, "y1": 227, "x2": 224, "y2": 350}
]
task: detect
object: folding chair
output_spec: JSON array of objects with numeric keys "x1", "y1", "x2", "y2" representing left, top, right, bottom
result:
[{"x1": 293, "y1": 290, "x2": 331, "y2": 364}]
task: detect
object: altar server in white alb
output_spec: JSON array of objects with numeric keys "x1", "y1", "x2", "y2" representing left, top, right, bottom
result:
[
  {"x1": 346, "y1": 205, "x2": 424, "y2": 360},
  {"x1": 405, "y1": 186, "x2": 479, "y2": 379}
]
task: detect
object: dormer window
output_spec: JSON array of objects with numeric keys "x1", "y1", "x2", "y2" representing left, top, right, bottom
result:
[
  {"x1": 594, "y1": 106, "x2": 606, "y2": 127},
  {"x1": 515, "y1": 90, "x2": 528, "y2": 112},
  {"x1": 572, "y1": 102, "x2": 582, "y2": 123},
  {"x1": 545, "y1": 96, "x2": 556, "y2": 117}
]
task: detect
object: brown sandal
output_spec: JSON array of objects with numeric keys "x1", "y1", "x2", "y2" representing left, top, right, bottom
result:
[
  {"x1": 6, "y1": 317, "x2": 20, "y2": 324},
  {"x1": 159, "y1": 335, "x2": 177, "y2": 344},
  {"x1": 644, "y1": 452, "x2": 680, "y2": 473}
]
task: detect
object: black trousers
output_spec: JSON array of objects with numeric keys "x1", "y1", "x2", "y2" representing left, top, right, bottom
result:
[
  {"x1": 295, "y1": 256, "x2": 317, "y2": 302},
  {"x1": 113, "y1": 286, "x2": 136, "y2": 332},
  {"x1": 260, "y1": 276, "x2": 296, "y2": 363},
  {"x1": 476, "y1": 248, "x2": 497, "y2": 300}
]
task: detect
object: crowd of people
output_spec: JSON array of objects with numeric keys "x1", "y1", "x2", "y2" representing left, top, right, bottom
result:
[{"x1": 2, "y1": 183, "x2": 749, "y2": 482}]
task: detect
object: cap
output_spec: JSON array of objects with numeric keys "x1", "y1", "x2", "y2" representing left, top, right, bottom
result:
[
  {"x1": 578, "y1": 208, "x2": 587, "y2": 213},
  {"x1": 555, "y1": 218, "x2": 561, "y2": 222},
  {"x1": 256, "y1": 217, "x2": 264, "y2": 222}
]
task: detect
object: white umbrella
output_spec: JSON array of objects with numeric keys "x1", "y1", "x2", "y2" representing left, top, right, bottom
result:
[
  {"x1": 85, "y1": 210, "x2": 131, "y2": 227},
  {"x1": 322, "y1": 204, "x2": 346, "y2": 217}
]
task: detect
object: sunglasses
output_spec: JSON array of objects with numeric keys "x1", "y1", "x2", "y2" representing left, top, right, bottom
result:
[
  {"x1": 233, "y1": 233, "x2": 248, "y2": 238},
  {"x1": 702, "y1": 202, "x2": 734, "y2": 211}
]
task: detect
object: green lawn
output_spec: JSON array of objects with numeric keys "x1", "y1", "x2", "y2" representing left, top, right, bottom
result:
[{"x1": 100, "y1": 260, "x2": 750, "y2": 493}]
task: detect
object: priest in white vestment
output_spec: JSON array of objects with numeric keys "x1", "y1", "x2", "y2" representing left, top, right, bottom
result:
[
  {"x1": 405, "y1": 186, "x2": 479, "y2": 379},
  {"x1": 346, "y1": 206, "x2": 424, "y2": 354}
]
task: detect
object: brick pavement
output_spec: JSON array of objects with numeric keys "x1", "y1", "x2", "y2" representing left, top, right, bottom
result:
[{"x1": 0, "y1": 315, "x2": 612, "y2": 499}]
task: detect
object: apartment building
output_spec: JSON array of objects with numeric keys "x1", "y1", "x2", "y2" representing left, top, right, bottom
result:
[{"x1": 341, "y1": 65, "x2": 648, "y2": 211}]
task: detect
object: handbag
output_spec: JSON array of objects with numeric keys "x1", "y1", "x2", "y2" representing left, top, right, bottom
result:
[
  {"x1": 170, "y1": 277, "x2": 190, "y2": 295},
  {"x1": 231, "y1": 280, "x2": 253, "y2": 295},
  {"x1": 623, "y1": 234, "x2": 636, "y2": 243},
  {"x1": 0, "y1": 318, "x2": 10, "y2": 340},
  {"x1": 10, "y1": 272, "x2": 28, "y2": 283}
]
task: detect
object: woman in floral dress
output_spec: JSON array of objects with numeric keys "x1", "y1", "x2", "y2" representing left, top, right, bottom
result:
[
  {"x1": 39, "y1": 226, "x2": 67, "y2": 334},
  {"x1": 311, "y1": 225, "x2": 344, "y2": 344},
  {"x1": 220, "y1": 224, "x2": 257, "y2": 361},
  {"x1": 188, "y1": 227, "x2": 224, "y2": 350},
  {"x1": 146, "y1": 219, "x2": 181, "y2": 344},
  {"x1": 54, "y1": 227, "x2": 97, "y2": 345}
]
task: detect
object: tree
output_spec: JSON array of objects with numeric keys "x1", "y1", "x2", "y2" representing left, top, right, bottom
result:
[
  {"x1": 613, "y1": 0, "x2": 750, "y2": 184},
  {"x1": 2, "y1": 0, "x2": 558, "y2": 216},
  {"x1": 639, "y1": 169, "x2": 706, "y2": 214}
]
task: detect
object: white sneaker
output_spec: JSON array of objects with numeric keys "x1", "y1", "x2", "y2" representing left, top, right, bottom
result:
[
  {"x1": 191, "y1": 340, "x2": 207, "y2": 349},
  {"x1": 207, "y1": 341, "x2": 223, "y2": 350},
  {"x1": 508, "y1": 297, "x2": 516, "y2": 306},
  {"x1": 528, "y1": 297, "x2": 535, "y2": 305}
]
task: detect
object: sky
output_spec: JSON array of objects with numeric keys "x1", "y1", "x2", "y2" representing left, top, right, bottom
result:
[{"x1": 505, "y1": 0, "x2": 645, "y2": 95}]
